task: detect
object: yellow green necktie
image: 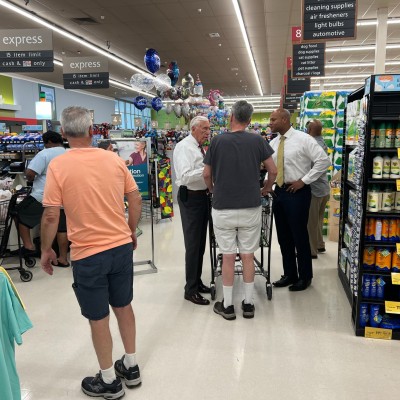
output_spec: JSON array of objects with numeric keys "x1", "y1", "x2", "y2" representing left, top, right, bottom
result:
[{"x1": 276, "y1": 135, "x2": 286, "y2": 187}]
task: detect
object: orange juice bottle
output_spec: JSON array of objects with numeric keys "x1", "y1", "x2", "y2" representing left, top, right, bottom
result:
[
  {"x1": 381, "y1": 219, "x2": 390, "y2": 241},
  {"x1": 368, "y1": 218, "x2": 376, "y2": 241},
  {"x1": 389, "y1": 219, "x2": 397, "y2": 242},
  {"x1": 375, "y1": 248, "x2": 392, "y2": 271},
  {"x1": 392, "y1": 250, "x2": 400, "y2": 272}
]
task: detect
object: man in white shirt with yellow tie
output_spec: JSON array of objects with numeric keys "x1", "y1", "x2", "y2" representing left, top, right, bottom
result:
[
  {"x1": 174, "y1": 116, "x2": 211, "y2": 305},
  {"x1": 268, "y1": 109, "x2": 330, "y2": 291}
]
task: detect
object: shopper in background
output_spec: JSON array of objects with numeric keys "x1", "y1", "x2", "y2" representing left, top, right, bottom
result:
[
  {"x1": 307, "y1": 119, "x2": 330, "y2": 259},
  {"x1": 204, "y1": 101, "x2": 277, "y2": 320},
  {"x1": 174, "y1": 115, "x2": 211, "y2": 306},
  {"x1": 269, "y1": 108, "x2": 330, "y2": 291},
  {"x1": 16, "y1": 130, "x2": 69, "y2": 266},
  {"x1": 40, "y1": 106, "x2": 142, "y2": 399}
]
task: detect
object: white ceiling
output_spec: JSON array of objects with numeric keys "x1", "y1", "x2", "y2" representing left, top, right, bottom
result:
[{"x1": 0, "y1": 0, "x2": 400, "y2": 102}]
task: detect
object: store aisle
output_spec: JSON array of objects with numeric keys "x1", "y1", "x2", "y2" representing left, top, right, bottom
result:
[{"x1": 10, "y1": 207, "x2": 397, "y2": 400}]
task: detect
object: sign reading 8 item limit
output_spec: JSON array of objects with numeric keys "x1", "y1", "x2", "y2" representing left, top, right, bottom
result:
[
  {"x1": 0, "y1": 29, "x2": 53, "y2": 72},
  {"x1": 302, "y1": 0, "x2": 357, "y2": 41}
]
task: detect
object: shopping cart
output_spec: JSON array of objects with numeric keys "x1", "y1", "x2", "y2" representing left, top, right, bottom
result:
[
  {"x1": 0, "y1": 187, "x2": 36, "y2": 282},
  {"x1": 208, "y1": 195, "x2": 274, "y2": 300}
]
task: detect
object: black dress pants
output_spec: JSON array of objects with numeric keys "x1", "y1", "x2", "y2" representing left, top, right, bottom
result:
[
  {"x1": 272, "y1": 185, "x2": 313, "y2": 281},
  {"x1": 178, "y1": 191, "x2": 209, "y2": 295}
]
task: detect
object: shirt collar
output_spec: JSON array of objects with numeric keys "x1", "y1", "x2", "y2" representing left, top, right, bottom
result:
[
  {"x1": 188, "y1": 134, "x2": 200, "y2": 146},
  {"x1": 278, "y1": 126, "x2": 295, "y2": 139}
]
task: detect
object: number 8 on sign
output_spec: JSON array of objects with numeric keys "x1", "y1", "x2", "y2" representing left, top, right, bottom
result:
[{"x1": 292, "y1": 26, "x2": 302, "y2": 42}]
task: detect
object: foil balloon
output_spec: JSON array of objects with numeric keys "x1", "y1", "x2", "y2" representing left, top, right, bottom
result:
[
  {"x1": 169, "y1": 87, "x2": 180, "y2": 101},
  {"x1": 208, "y1": 89, "x2": 222, "y2": 106},
  {"x1": 173, "y1": 104, "x2": 182, "y2": 118},
  {"x1": 165, "y1": 104, "x2": 173, "y2": 115},
  {"x1": 167, "y1": 61, "x2": 179, "y2": 87},
  {"x1": 156, "y1": 88, "x2": 169, "y2": 100},
  {"x1": 154, "y1": 73, "x2": 171, "y2": 91},
  {"x1": 181, "y1": 103, "x2": 190, "y2": 119},
  {"x1": 144, "y1": 48, "x2": 160, "y2": 74},
  {"x1": 182, "y1": 72, "x2": 194, "y2": 89},
  {"x1": 151, "y1": 97, "x2": 163, "y2": 112},
  {"x1": 193, "y1": 74, "x2": 203, "y2": 97},
  {"x1": 130, "y1": 73, "x2": 154, "y2": 91},
  {"x1": 189, "y1": 108, "x2": 197, "y2": 119},
  {"x1": 180, "y1": 86, "x2": 190, "y2": 100},
  {"x1": 133, "y1": 96, "x2": 147, "y2": 111}
]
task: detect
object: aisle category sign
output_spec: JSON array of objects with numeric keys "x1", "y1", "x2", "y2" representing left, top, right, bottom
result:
[
  {"x1": 0, "y1": 29, "x2": 54, "y2": 72},
  {"x1": 292, "y1": 42, "x2": 325, "y2": 77},
  {"x1": 302, "y1": 0, "x2": 357, "y2": 41},
  {"x1": 286, "y1": 70, "x2": 311, "y2": 94}
]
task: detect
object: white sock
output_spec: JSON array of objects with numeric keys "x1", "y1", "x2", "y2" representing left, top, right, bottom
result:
[
  {"x1": 123, "y1": 353, "x2": 137, "y2": 369},
  {"x1": 243, "y1": 282, "x2": 254, "y2": 305},
  {"x1": 101, "y1": 365, "x2": 116, "y2": 384},
  {"x1": 223, "y1": 285, "x2": 233, "y2": 308}
]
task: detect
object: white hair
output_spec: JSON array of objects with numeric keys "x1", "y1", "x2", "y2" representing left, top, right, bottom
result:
[{"x1": 190, "y1": 116, "x2": 209, "y2": 130}]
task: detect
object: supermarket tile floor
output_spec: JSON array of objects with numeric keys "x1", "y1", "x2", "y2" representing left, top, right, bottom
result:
[{"x1": 8, "y1": 207, "x2": 398, "y2": 400}]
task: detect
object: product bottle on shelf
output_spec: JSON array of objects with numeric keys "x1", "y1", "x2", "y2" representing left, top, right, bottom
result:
[
  {"x1": 389, "y1": 219, "x2": 397, "y2": 241},
  {"x1": 381, "y1": 218, "x2": 390, "y2": 241},
  {"x1": 368, "y1": 185, "x2": 382, "y2": 212},
  {"x1": 382, "y1": 185, "x2": 394, "y2": 211},
  {"x1": 368, "y1": 218, "x2": 376, "y2": 240},
  {"x1": 370, "y1": 123, "x2": 376, "y2": 148},
  {"x1": 375, "y1": 219, "x2": 383, "y2": 241},
  {"x1": 376, "y1": 123, "x2": 386, "y2": 148},
  {"x1": 372, "y1": 154, "x2": 383, "y2": 178},
  {"x1": 375, "y1": 248, "x2": 391, "y2": 271},
  {"x1": 392, "y1": 250, "x2": 400, "y2": 272},
  {"x1": 382, "y1": 155, "x2": 391, "y2": 178},
  {"x1": 390, "y1": 155, "x2": 400, "y2": 178},
  {"x1": 395, "y1": 122, "x2": 400, "y2": 148},
  {"x1": 385, "y1": 123, "x2": 394, "y2": 148}
]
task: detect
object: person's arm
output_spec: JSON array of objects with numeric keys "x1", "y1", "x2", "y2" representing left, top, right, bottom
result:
[
  {"x1": 203, "y1": 164, "x2": 213, "y2": 193},
  {"x1": 40, "y1": 206, "x2": 60, "y2": 275},
  {"x1": 301, "y1": 137, "x2": 331, "y2": 185},
  {"x1": 125, "y1": 190, "x2": 142, "y2": 250},
  {"x1": 261, "y1": 157, "x2": 277, "y2": 196},
  {"x1": 25, "y1": 168, "x2": 37, "y2": 182}
]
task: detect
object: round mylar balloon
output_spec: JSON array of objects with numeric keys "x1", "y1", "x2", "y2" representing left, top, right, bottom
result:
[
  {"x1": 173, "y1": 104, "x2": 182, "y2": 118},
  {"x1": 167, "y1": 61, "x2": 179, "y2": 87},
  {"x1": 169, "y1": 87, "x2": 180, "y2": 101},
  {"x1": 154, "y1": 73, "x2": 171, "y2": 91},
  {"x1": 165, "y1": 104, "x2": 173, "y2": 115},
  {"x1": 180, "y1": 86, "x2": 190, "y2": 100},
  {"x1": 181, "y1": 103, "x2": 190, "y2": 119},
  {"x1": 130, "y1": 73, "x2": 154, "y2": 91},
  {"x1": 151, "y1": 97, "x2": 163, "y2": 112},
  {"x1": 193, "y1": 74, "x2": 203, "y2": 97},
  {"x1": 144, "y1": 48, "x2": 160, "y2": 74},
  {"x1": 133, "y1": 96, "x2": 147, "y2": 111},
  {"x1": 182, "y1": 72, "x2": 194, "y2": 88}
]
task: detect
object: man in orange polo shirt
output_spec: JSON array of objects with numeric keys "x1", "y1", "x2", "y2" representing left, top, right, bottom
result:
[{"x1": 40, "y1": 106, "x2": 142, "y2": 399}]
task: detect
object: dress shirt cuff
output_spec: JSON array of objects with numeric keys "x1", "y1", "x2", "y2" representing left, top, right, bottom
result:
[{"x1": 301, "y1": 176, "x2": 312, "y2": 185}]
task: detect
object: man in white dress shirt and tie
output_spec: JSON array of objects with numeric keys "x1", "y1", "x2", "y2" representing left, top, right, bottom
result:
[
  {"x1": 268, "y1": 109, "x2": 330, "y2": 291},
  {"x1": 174, "y1": 116, "x2": 211, "y2": 305}
]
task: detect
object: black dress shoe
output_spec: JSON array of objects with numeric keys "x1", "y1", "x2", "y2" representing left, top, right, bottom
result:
[
  {"x1": 198, "y1": 283, "x2": 211, "y2": 294},
  {"x1": 289, "y1": 279, "x2": 312, "y2": 292},
  {"x1": 184, "y1": 292, "x2": 210, "y2": 305},
  {"x1": 273, "y1": 275, "x2": 298, "y2": 287},
  {"x1": 311, "y1": 255, "x2": 318, "y2": 259},
  {"x1": 318, "y1": 248, "x2": 326, "y2": 253}
]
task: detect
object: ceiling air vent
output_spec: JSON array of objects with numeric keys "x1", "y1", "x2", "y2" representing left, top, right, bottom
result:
[
  {"x1": 208, "y1": 33, "x2": 220, "y2": 38},
  {"x1": 71, "y1": 17, "x2": 98, "y2": 25}
]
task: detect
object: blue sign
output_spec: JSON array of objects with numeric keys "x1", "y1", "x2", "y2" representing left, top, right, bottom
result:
[
  {"x1": 22, "y1": 125, "x2": 43, "y2": 131},
  {"x1": 128, "y1": 165, "x2": 149, "y2": 200},
  {"x1": 374, "y1": 75, "x2": 400, "y2": 92}
]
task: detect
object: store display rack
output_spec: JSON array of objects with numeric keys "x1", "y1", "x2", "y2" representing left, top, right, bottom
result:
[{"x1": 338, "y1": 75, "x2": 400, "y2": 340}]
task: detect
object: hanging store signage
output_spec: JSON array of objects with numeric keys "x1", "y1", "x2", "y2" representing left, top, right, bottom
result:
[
  {"x1": 62, "y1": 56, "x2": 109, "y2": 89},
  {"x1": 0, "y1": 29, "x2": 53, "y2": 72},
  {"x1": 292, "y1": 26, "x2": 302, "y2": 43},
  {"x1": 293, "y1": 42, "x2": 325, "y2": 77},
  {"x1": 283, "y1": 102, "x2": 298, "y2": 111},
  {"x1": 286, "y1": 70, "x2": 310, "y2": 94},
  {"x1": 301, "y1": 0, "x2": 357, "y2": 41},
  {"x1": 284, "y1": 93, "x2": 302, "y2": 104}
]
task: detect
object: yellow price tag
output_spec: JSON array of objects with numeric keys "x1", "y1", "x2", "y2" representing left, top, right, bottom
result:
[
  {"x1": 365, "y1": 327, "x2": 392, "y2": 340},
  {"x1": 398, "y1": 148, "x2": 400, "y2": 158},
  {"x1": 397, "y1": 180, "x2": 400, "y2": 191},
  {"x1": 385, "y1": 301, "x2": 400, "y2": 314},
  {"x1": 392, "y1": 272, "x2": 400, "y2": 285},
  {"x1": 397, "y1": 243, "x2": 400, "y2": 255}
]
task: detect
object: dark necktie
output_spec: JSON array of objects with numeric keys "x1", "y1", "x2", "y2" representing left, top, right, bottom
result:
[{"x1": 199, "y1": 145, "x2": 205, "y2": 157}]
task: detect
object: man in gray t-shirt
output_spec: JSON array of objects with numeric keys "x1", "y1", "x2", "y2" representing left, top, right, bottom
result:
[
  {"x1": 204, "y1": 100, "x2": 277, "y2": 320},
  {"x1": 306, "y1": 119, "x2": 330, "y2": 258}
]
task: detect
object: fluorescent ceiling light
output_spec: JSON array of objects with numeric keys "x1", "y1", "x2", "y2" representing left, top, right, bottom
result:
[
  {"x1": 326, "y1": 60, "x2": 400, "y2": 68},
  {"x1": 311, "y1": 74, "x2": 368, "y2": 80},
  {"x1": 326, "y1": 43, "x2": 400, "y2": 53},
  {"x1": 357, "y1": 18, "x2": 400, "y2": 26},
  {"x1": 225, "y1": 96, "x2": 281, "y2": 101},
  {"x1": 311, "y1": 82, "x2": 364, "y2": 87},
  {"x1": 0, "y1": 0, "x2": 152, "y2": 79},
  {"x1": 232, "y1": 0, "x2": 263, "y2": 96}
]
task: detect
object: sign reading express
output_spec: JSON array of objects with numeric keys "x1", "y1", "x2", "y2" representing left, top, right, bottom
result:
[
  {"x1": 302, "y1": 0, "x2": 357, "y2": 41},
  {"x1": 0, "y1": 29, "x2": 53, "y2": 72},
  {"x1": 293, "y1": 42, "x2": 325, "y2": 77},
  {"x1": 63, "y1": 56, "x2": 109, "y2": 89}
]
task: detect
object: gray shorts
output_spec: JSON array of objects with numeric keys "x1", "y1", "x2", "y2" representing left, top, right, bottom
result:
[
  {"x1": 211, "y1": 206, "x2": 262, "y2": 254},
  {"x1": 72, "y1": 242, "x2": 134, "y2": 321}
]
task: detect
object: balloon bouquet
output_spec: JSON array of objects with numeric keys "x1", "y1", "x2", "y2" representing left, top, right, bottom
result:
[{"x1": 208, "y1": 89, "x2": 229, "y2": 127}]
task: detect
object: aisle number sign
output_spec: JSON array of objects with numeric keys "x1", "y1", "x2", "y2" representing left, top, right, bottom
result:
[
  {"x1": 391, "y1": 272, "x2": 400, "y2": 285},
  {"x1": 385, "y1": 301, "x2": 400, "y2": 314},
  {"x1": 364, "y1": 327, "x2": 392, "y2": 340}
]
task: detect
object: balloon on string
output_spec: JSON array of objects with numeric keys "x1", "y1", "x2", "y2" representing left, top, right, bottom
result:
[
  {"x1": 144, "y1": 48, "x2": 160, "y2": 74},
  {"x1": 182, "y1": 72, "x2": 194, "y2": 89},
  {"x1": 180, "y1": 86, "x2": 190, "y2": 100},
  {"x1": 130, "y1": 73, "x2": 154, "y2": 91},
  {"x1": 154, "y1": 73, "x2": 171, "y2": 91},
  {"x1": 181, "y1": 103, "x2": 190, "y2": 119},
  {"x1": 156, "y1": 88, "x2": 169, "y2": 100},
  {"x1": 173, "y1": 104, "x2": 182, "y2": 118},
  {"x1": 169, "y1": 87, "x2": 180, "y2": 101},
  {"x1": 165, "y1": 104, "x2": 173, "y2": 115},
  {"x1": 167, "y1": 61, "x2": 180, "y2": 87},
  {"x1": 133, "y1": 96, "x2": 148, "y2": 111},
  {"x1": 193, "y1": 74, "x2": 203, "y2": 97},
  {"x1": 151, "y1": 97, "x2": 163, "y2": 112}
]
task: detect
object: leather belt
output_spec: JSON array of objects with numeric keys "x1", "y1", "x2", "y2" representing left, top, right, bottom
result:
[
  {"x1": 187, "y1": 189, "x2": 207, "y2": 195},
  {"x1": 276, "y1": 182, "x2": 294, "y2": 189}
]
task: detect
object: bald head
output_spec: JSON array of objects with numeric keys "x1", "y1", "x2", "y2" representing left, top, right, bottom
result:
[
  {"x1": 269, "y1": 108, "x2": 291, "y2": 134},
  {"x1": 307, "y1": 119, "x2": 323, "y2": 137}
]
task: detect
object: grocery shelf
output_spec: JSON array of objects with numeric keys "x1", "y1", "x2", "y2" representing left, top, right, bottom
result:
[
  {"x1": 368, "y1": 179, "x2": 398, "y2": 185},
  {"x1": 370, "y1": 148, "x2": 398, "y2": 153},
  {"x1": 366, "y1": 211, "x2": 400, "y2": 218},
  {"x1": 364, "y1": 241, "x2": 397, "y2": 247}
]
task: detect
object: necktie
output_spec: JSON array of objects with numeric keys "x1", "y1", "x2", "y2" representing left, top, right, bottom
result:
[
  {"x1": 199, "y1": 145, "x2": 205, "y2": 157},
  {"x1": 276, "y1": 135, "x2": 286, "y2": 187}
]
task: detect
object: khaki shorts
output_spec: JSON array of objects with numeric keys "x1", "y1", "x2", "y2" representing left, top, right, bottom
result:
[{"x1": 211, "y1": 206, "x2": 261, "y2": 254}]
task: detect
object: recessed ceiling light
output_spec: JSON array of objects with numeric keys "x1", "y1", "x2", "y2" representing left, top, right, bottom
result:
[
  {"x1": 231, "y1": 67, "x2": 239, "y2": 71},
  {"x1": 209, "y1": 33, "x2": 220, "y2": 38},
  {"x1": 235, "y1": 73, "x2": 238, "y2": 76},
  {"x1": 218, "y1": 43, "x2": 222, "y2": 47},
  {"x1": 100, "y1": 15, "x2": 105, "y2": 20},
  {"x1": 227, "y1": 57, "x2": 230, "y2": 61},
  {"x1": 197, "y1": 8, "x2": 202, "y2": 13}
]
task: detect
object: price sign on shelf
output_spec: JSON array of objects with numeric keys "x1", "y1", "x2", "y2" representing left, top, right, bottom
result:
[
  {"x1": 385, "y1": 301, "x2": 400, "y2": 314},
  {"x1": 364, "y1": 327, "x2": 392, "y2": 340},
  {"x1": 391, "y1": 272, "x2": 400, "y2": 285},
  {"x1": 396, "y1": 243, "x2": 400, "y2": 255},
  {"x1": 397, "y1": 180, "x2": 400, "y2": 191},
  {"x1": 398, "y1": 148, "x2": 400, "y2": 158}
]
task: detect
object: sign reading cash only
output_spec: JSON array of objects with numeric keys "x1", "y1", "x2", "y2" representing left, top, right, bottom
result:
[
  {"x1": 0, "y1": 29, "x2": 54, "y2": 72},
  {"x1": 63, "y1": 56, "x2": 109, "y2": 89}
]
